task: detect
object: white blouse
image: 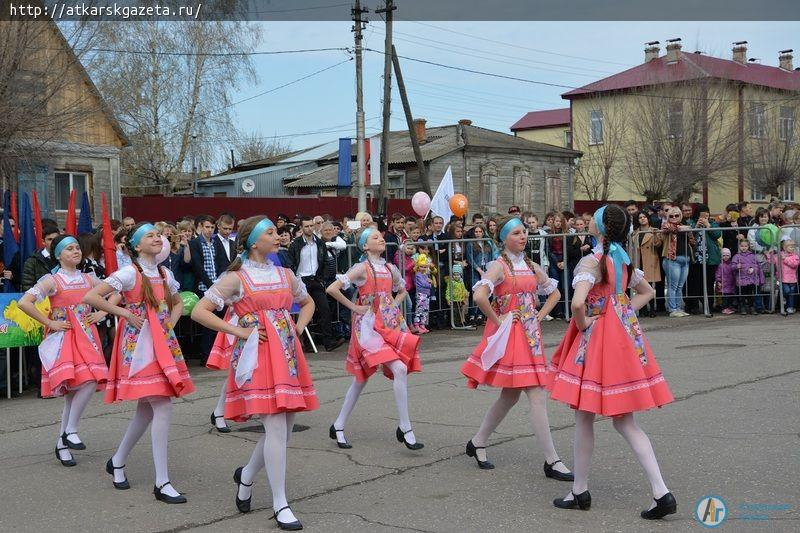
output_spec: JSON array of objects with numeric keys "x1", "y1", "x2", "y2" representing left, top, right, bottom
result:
[
  {"x1": 25, "y1": 269, "x2": 100, "y2": 303},
  {"x1": 105, "y1": 260, "x2": 180, "y2": 295},
  {"x1": 204, "y1": 259, "x2": 309, "y2": 311},
  {"x1": 336, "y1": 258, "x2": 405, "y2": 293},
  {"x1": 571, "y1": 254, "x2": 645, "y2": 289},
  {"x1": 472, "y1": 250, "x2": 558, "y2": 296}
]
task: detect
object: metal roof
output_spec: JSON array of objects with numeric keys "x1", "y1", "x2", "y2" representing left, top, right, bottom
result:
[
  {"x1": 510, "y1": 108, "x2": 571, "y2": 131},
  {"x1": 199, "y1": 162, "x2": 308, "y2": 184}
]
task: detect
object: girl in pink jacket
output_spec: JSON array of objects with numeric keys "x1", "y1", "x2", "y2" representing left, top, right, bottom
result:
[{"x1": 773, "y1": 239, "x2": 799, "y2": 314}]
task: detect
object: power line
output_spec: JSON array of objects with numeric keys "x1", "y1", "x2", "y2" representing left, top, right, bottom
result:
[{"x1": 48, "y1": 46, "x2": 352, "y2": 57}]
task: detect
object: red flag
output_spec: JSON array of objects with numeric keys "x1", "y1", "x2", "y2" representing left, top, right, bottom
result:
[
  {"x1": 31, "y1": 190, "x2": 43, "y2": 248},
  {"x1": 65, "y1": 189, "x2": 77, "y2": 235},
  {"x1": 10, "y1": 191, "x2": 19, "y2": 241},
  {"x1": 101, "y1": 193, "x2": 118, "y2": 274}
]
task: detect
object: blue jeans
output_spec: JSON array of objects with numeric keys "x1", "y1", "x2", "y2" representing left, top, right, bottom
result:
[
  {"x1": 782, "y1": 283, "x2": 798, "y2": 310},
  {"x1": 663, "y1": 256, "x2": 690, "y2": 312}
]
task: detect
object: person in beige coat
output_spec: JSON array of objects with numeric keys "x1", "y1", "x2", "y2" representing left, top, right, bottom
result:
[{"x1": 634, "y1": 212, "x2": 663, "y2": 317}]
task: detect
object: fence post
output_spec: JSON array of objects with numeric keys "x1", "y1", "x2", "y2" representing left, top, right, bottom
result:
[
  {"x1": 701, "y1": 226, "x2": 711, "y2": 317},
  {"x1": 562, "y1": 233, "x2": 570, "y2": 321}
]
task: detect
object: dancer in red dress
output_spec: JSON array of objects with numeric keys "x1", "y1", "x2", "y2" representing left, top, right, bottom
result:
[
  {"x1": 84, "y1": 222, "x2": 194, "y2": 504},
  {"x1": 548, "y1": 204, "x2": 676, "y2": 519},
  {"x1": 326, "y1": 226, "x2": 424, "y2": 450},
  {"x1": 18, "y1": 235, "x2": 110, "y2": 467},
  {"x1": 460, "y1": 217, "x2": 573, "y2": 480},
  {"x1": 192, "y1": 216, "x2": 316, "y2": 531}
]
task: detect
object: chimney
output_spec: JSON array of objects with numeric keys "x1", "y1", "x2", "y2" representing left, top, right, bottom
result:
[
  {"x1": 644, "y1": 41, "x2": 660, "y2": 62},
  {"x1": 779, "y1": 49, "x2": 794, "y2": 71},
  {"x1": 413, "y1": 118, "x2": 427, "y2": 144},
  {"x1": 458, "y1": 119, "x2": 472, "y2": 126},
  {"x1": 732, "y1": 41, "x2": 748, "y2": 64},
  {"x1": 665, "y1": 38, "x2": 682, "y2": 63}
]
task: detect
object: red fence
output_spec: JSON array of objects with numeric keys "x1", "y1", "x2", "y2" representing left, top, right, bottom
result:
[{"x1": 121, "y1": 196, "x2": 414, "y2": 221}]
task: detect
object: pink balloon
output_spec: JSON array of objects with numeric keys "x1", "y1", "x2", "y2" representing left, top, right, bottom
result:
[
  {"x1": 411, "y1": 191, "x2": 431, "y2": 217},
  {"x1": 154, "y1": 234, "x2": 171, "y2": 265}
]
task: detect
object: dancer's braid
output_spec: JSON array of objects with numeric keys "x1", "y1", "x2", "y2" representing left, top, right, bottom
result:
[{"x1": 597, "y1": 205, "x2": 633, "y2": 287}]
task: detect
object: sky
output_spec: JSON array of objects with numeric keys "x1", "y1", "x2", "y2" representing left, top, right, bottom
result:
[{"x1": 222, "y1": 21, "x2": 800, "y2": 160}]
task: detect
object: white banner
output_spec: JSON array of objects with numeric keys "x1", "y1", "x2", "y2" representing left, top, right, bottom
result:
[
  {"x1": 430, "y1": 165, "x2": 454, "y2": 221},
  {"x1": 369, "y1": 135, "x2": 381, "y2": 185}
]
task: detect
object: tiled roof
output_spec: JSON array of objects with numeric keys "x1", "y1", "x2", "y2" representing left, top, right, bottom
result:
[
  {"x1": 563, "y1": 51, "x2": 800, "y2": 98},
  {"x1": 510, "y1": 108, "x2": 571, "y2": 131}
]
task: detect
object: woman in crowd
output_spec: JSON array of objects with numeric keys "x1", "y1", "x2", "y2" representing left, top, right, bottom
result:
[
  {"x1": 660, "y1": 207, "x2": 695, "y2": 317},
  {"x1": 546, "y1": 213, "x2": 568, "y2": 318},
  {"x1": 633, "y1": 212, "x2": 663, "y2": 318},
  {"x1": 466, "y1": 224, "x2": 496, "y2": 326},
  {"x1": 685, "y1": 204, "x2": 721, "y2": 315},
  {"x1": 747, "y1": 207, "x2": 772, "y2": 313}
]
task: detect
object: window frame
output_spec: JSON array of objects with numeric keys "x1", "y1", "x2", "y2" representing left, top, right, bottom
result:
[
  {"x1": 749, "y1": 102, "x2": 767, "y2": 139},
  {"x1": 54, "y1": 170, "x2": 91, "y2": 212},
  {"x1": 778, "y1": 106, "x2": 795, "y2": 142},
  {"x1": 781, "y1": 179, "x2": 795, "y2": 202},
  {"x1": 666, "y1": 101, "x2": 684, "y2": 139},
  {"x1": 589, "y1": 110, "x2": 604, "y2": 145}
]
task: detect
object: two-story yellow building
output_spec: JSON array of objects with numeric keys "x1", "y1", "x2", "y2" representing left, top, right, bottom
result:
[{"x1": 513, "y1": 41, "x2": 800, "y2": 213}]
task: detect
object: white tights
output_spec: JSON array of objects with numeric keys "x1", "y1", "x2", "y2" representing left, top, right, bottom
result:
[
  {"x1": 332, "y1": 360, "x2": 417, "y2": 444},
  {"x1": 237, "y1": 413, "x2": 297, "y2": 523},
  {"x1": 565, "y1": 411, "x2": 669, "y2": 504},
  {"x1": 212, "y1": 379, "x2": 229, "y2": 429},
  {"x1": 111, "y1": 396, "x2": 180, "y2": 497},
  {"x1": 55, "y1": 381, "x2": 96, "y2": 458},
  {"x1": 471, "y1": 387, "x2": 567, "y2": 471}
]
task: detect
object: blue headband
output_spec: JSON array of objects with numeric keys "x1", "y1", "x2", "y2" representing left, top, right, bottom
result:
[
  {"x1": 51, "y1": 236, "x2": 79, "y2": 274},
  {"x1": 499, "y1": 217, "x2": 525, "y2": 243},
  {"x1": 358, "y1": 227, "x2": 375, "y2": 251},
  {"x1": 129, "y1": 223, "x2": 156, "y2": 248},
  {"x1": 240, "y1": 217, "x2": 275, "y2": 261},
  {"x1": 593, "y1": 206, "x2": 631, "y2": 293}
]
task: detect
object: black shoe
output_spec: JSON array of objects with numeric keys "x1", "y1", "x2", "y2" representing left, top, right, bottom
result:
[
  {"x1": 329, "y1": 424, "x2": 352, "y2": 449},
  {"x1": 396, "y1": 427, "x2": 424, "y2": 450},
  {"x1": 153, "y1": 482, "x2": 187, "y2": 504},
  {"x1": 233, "y1": 466, "x2": 252, "y2": 513},
  {"x1": 105, "y1": 458, "x2": 130, "y2": 490},
  {"x1": 55, "y1": 445, "x2": 76, "y2": 467},
  {"x1": 553, "y1": 490, "x2": 591, "y2": 510},
  {"x1": 62, "y1": 432, "x2": 86, "y2": 450},
  {"x1": 641, "y1": 492, "x2": 677, "y2": 519},
  {"x1": 272, "y1": 505, "x2": 303, "y2": 531},
  {"x1": 210, "y1": 412, "x2": 231, "y2": 433},
  {"x1": 465, "y1": 440, "x2": 494, "y2": 470},
  {"x1": 544, "y1": 459, "x2": 575, "y2": 481},
  {"x1": 324, "y1": 338, "x2": 345, "y2": 352}
]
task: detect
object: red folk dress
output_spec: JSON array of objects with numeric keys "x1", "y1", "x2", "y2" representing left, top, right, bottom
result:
[
  {"x1": 207, "y1": 308, "x2": 236, "y2": 371},
  {"x1": 547, "y1": 252, "x2": 674, "y2": 416},
  {"x1": 27, "y1": 270, "x2": 108, "y2": 397},
  {"x1": 104, "y1": 262, "x2": 195, "y2": 403},
  {"x1": 205, "y1": 259, "x2": 318, "y2": 421},
  {"x1": 338, "y1": 259, "x2": 421, "y2": 382},
  {"x1": 461, "y1": 251, "x2": 558, "y2": 389}
]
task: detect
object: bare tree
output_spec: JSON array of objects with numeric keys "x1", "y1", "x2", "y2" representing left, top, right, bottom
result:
[
  {"x1": 624, "y1": 81, "x2": 739, "y2": 203},
  {"x1": 233, "y1": 131, "x2": 293, "y2": 166},
  {"x1": 572, "y1": 93, "x2": 628, "y2": 201},
  {"x1": 747, "y1": 97, "x2": 800, "y2": 199},
  {"x1": 87, "y1": 17, "x2": 262, "y2": 193}
]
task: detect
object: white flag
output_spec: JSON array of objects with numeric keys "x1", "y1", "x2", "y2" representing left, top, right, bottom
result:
[
  {"x1": 369, "y1": 135, "x2": 381, "y2": 185},
  {"x1": 430, "y1": 165, "x2": 454, "y2": 221}
]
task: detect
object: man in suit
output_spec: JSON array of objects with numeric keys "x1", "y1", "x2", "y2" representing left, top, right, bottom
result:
[
  {"x1": 190, "y1": 214, "x2": 219, "y2": 359},
  {"x1": 214, "y1": 213, "x2": 236, "y2": 276},
  {"x1": 288, "y1": 216, "x2": 345, "y2": 352}
]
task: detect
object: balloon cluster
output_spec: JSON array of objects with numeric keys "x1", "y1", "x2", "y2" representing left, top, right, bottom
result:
[
  {"x1": 755, "y1": 223, "x2": 779, "y2": 249},
  {"x1": 410, "y1": 191, "x2": 469, "y2": 218},
  {"x1": 179, "y1": 291, "x2": 199, "y2": 316}
]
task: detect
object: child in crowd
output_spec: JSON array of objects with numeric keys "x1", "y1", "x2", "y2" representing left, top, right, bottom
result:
[
  {"x1": 715, "y1": 248, "x2": 737, "y2": 314},
  {"x1": 446, "y1": 262, "x2": 469, "y2": 327},
  {"x1": 413, "y1": 253, "x2": 435, "y2": 333},
  {"x1": 731, "y1": 239, "x2": 764, "y2": 315},
  {"x1": 397, "y1": 241, "x2": 418, "y2": 331},
  {"x1": 774, "y1": 239, "x2": 799, "y2": 314}
]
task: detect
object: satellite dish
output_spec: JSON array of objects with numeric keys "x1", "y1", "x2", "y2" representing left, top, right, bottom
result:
[{"x1": 241, "y1": 178, "x2": 255, "y2": 193}]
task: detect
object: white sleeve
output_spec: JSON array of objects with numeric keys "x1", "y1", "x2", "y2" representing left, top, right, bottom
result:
[
  {"x1": 204, "y1": 272, "x2": 243, "y2": 311},
  {"x1": 25, "y1": 274, "x2": 57, "y2": 303},
  {"x1": 326, "y1": 236, "x2": 347, "y2": 252},
  {"x1": 532, "y1": 263, "x2": 559, "y2": 295},
  {"x1": 105, "y1": 265, "x2": 137, "y2": 293},
  {"x1": 472, "y1": 260, "x2": 505, "y2": 295},
  {"x1": 286, "y1": 269, "x2": 310, "y2": 304},
  {"x1": 628, "y1": 268, "x2": 646, "y2": 288},
  {"x1": 335, "y1": 262, "x2": 368, "y2": 290},
  {"x1": 388, "y1": 263, "x2": 405, "y2": 292},
  {"x1": 572, "y1": 255, "x2": 600, "y2": 288},
  {"x1": 162, "y1": 268, "x2": 180, "y2": 295}
]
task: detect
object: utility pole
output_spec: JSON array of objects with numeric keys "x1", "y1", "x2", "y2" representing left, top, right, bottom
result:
[
  {"x1": 392, "y1": 45, "x2": 431, "y2": 195},
  {"x1": 376, "y1": 0, "x2": 395, "y2": 210},
  {"x1": 352, "y1": 0, "x2": 368, "y2": 212}
]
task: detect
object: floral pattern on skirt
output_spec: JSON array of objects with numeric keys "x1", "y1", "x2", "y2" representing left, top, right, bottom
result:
[
  {"x1": 610, "y1": 293, "x2": 647, "y2": 366},
  {"x1": 492, "y1": 291, "x2": 543, "y2": 357},
  {"x1": 232, "y1": 311, "x2": 299, "y2": 378},
  {"x1": 52, "y1": 304, "x2": 101, "y2": 353},
  {"x1": 120, "y1": 302, "x2": 184, "y2": 366}
]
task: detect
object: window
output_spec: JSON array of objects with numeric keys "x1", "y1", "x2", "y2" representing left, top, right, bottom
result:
[
  {"x1": 589, "y1": 110, "x2": 604, "y2": 145},
  {"x1": 779, "y1": 106, "x2": 796, "y2": 142},
  {"x1": 750, "y1": 181, "x2": 766, "y2": 201},
  {"x1": 54, "y1": 171, "x2": 89, "y2": 210},
  {"x1": 781, "y1": 179, "x2": 795, "y2": 202},
  {"x1": 564, "y1": 130, "x2": 572, "y2": 148},
  {"x1": 749, "y1": 102, "x2": 766, "y2": 138},
  {"x1": 667, "y1": 101, "x2": 683, "y2": 138},
  {"x1": 479, "y1": 163, "x2": 498, "y2": 212}
]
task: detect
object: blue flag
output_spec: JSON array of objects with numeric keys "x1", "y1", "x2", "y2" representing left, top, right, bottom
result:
[
  {"x1": 2, "y1": 190, "x2": 19, "y2": 292},
  {"x1": 337, "y1": 138, "x2": 352, "y2": 187},
  {"x1": 77, "y1": 191, "x2": 93, "y2": 234},
  {"x1": 19, "y1": 193, "x2": 37, "y2": 265}
]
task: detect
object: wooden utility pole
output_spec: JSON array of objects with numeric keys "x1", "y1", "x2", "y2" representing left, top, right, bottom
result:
[
  {"x1": 352, "y1": 0, "x2": 368, "y2": 212},
  {"x1": 376, "y1": 0, "x2": 395, "y2": 209},
  {"x1": 391, "y1": 45, "x2": 431, "y2": 195}
]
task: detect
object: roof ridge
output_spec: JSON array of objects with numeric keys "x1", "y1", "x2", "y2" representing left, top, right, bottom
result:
[{"x1": 680, "y1": 51, "x2": 711, "y2": 77}]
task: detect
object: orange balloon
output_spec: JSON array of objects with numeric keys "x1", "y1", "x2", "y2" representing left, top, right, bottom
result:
[{"x1": 449, "y1": 193, "x2": 468, "y2": 217}]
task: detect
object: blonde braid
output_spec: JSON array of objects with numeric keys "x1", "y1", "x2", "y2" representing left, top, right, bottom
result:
[{"x1": 499, "y1": 249, "x2": 517, "y2": 290}]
